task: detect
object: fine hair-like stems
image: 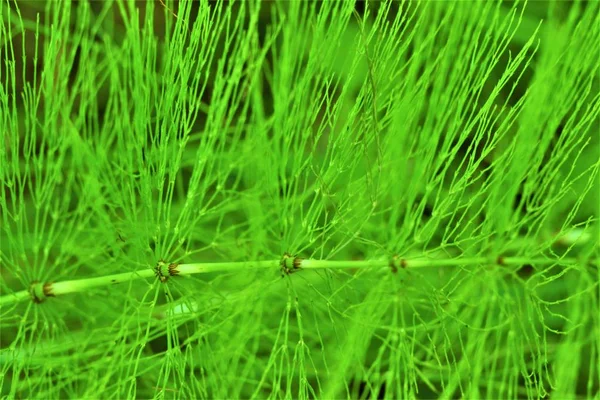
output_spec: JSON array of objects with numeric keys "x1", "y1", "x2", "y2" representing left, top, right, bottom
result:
[{"x1": 1, "y1": 0, "x2": 599, "y2": 399}]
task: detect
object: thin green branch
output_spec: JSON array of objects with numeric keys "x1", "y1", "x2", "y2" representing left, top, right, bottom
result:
[{"x1": 0, "y1": 249, "x2": 592, "y2": 307}]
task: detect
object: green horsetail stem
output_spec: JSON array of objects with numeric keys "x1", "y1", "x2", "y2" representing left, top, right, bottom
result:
[{"x1": 0, "y1": 252, "x2": 587, "y2": 307}]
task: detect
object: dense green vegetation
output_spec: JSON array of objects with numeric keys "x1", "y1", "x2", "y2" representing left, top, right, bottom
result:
[{"x1": 1, "y1": 0, "x2": 598, "y2": 398}]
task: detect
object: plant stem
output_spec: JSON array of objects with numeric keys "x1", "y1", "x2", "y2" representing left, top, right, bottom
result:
[{"x1": 0, "y1": 253, "x2": 590, "y2": 307}]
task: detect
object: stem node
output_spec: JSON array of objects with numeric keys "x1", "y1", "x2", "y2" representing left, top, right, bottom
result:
[
  {"x1": 168, "y1": 262, "x2": 180, "y2": 276},
  {"x1": 280, "y1": 253, "x2": 302, "y2": 276},
  {"x1": 389, "y1": 255, "x2": 407, "y2": 273},
  {"x1": 154, "y1": 261, "x2": 169, "y2": 283},
  {"x1": 29, "y1": 281, "x2": 54, "y2": 303}
]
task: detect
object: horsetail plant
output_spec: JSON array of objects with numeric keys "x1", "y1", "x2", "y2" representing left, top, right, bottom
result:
[{"x1": 1, "y1": 0, "x2": 599, "y2": 399}]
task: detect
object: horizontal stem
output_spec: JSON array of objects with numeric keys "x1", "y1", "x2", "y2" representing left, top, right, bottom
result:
[
  {"x1": 51, "y1": 270, "x2": 156, "y2": 295},
  {"x1": 299, "y1": 259, "x2": 389, "y2": 270},
  {"x1": 175, "y1": 260, "x2": 279, "y2": 275},
  {"x1": 0, "y1": 254, "x2": 590, "y2": 307}
]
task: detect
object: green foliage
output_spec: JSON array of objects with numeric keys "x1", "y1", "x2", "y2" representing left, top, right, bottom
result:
[{"x1": 1, "y1": 0, "x2": 598, "y2": 398}]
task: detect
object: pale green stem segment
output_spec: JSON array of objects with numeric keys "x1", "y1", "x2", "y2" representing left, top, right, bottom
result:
[
  {"x1": 175, "y1": 260, "x2": 278, "y2": 275},
  {"x1": 52, "y1": 270, "x2": 156, "y2": 295},
  {"x1": 0, "y1": 255, "x2": 586, "y2": 307},
  {"x1": 300, "y1": 259, "x2": 390, "y2": 270}
]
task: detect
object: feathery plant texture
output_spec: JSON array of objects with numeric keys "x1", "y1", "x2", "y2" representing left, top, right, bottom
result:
[{"x1": 0, "y1": 0, "x2": 599, "y2": 398}]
